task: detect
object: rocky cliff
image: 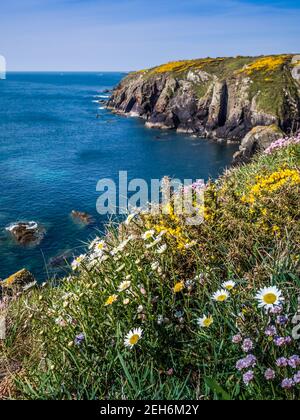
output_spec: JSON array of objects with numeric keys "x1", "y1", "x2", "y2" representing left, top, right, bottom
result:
[{"x1": 108, "y1": 55, "x2": 300, "y2": 161}]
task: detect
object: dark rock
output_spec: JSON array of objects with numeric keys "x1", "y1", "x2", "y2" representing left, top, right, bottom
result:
[
  {"x1": 1, "y1": 269, "x2": 36, "y2": 290},
  {"x1": 49, "y1": 251, "x2": 71, "y2": 268},
  {"x1": 5, "y1": 221, "x2": 45, "y2": 246}
]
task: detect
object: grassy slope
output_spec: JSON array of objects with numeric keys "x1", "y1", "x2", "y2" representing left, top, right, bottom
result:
[{"x1": 1, "y1": 140, "x2": 300, "y2": 400}]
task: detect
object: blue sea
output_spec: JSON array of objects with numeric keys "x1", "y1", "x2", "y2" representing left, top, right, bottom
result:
[{"x1": 0, "y1": 72, "x2": 238, "y2": 281}]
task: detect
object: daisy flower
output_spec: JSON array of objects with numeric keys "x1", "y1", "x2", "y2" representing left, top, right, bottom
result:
[
  {"x1": 124, "y1": 328, "x2": 143, "y2": 349},
  {"x1": 222, "y1": 280, "x2": 236, "y2": 291},
  {"x1": 89, "y1": 237, "x2": 100, "y2": 250},
  {"x1": 197, "y1": 315, "x2": 213, "y2": 328},
  {"x1": 212, "y1": 289, "x2": 230, "y2": 302},
  {"x1": 94, "y1": 240, "x2": 106, "y2": 253},
  {"x1": 118, "y1": 280, "x2": 131, "y2": 292},
  {"x1": 255, "y1": 286, "x2": 284, "y2": 310},
  {"x1": 173, "y1": 281, "x2": 185, "y2": 294},
  {"x1": 151, "y1": 261, "x2": 160, "y2": 271},
  {"x1": 71, "y1": 254, "x2": 86, "y2": 271},
  {"x1": 142, "y1": 230, "x2": 155, "y2": 240},
  {"x1": 104, "y1": 295, "x2": 118, "y2": 306},
  {"x1": 157, "y1": 244, "x2": 167, "y2": 254}
]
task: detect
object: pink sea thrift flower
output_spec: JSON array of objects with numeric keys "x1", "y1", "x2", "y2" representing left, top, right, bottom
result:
[
  {"x1": 264, "y1": 369, "x2": 276, "y2": 381},
  {"x1": 243, "y1": 370, "x2": 254, "y2": 386},
  {"x1": 242, "y1": 338, "x2": 254, "y2": 353},
  {"x1": 281, "y1": 378, "x2": 294, "y2": 389}
]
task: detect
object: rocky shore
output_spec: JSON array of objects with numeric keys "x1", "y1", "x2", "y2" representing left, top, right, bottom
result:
[{"x1": 108, "y1": 55, "x2": 300, "y2": 162}]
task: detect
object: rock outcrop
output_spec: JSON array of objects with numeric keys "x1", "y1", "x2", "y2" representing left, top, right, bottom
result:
[
  {"x1": 1, "y1": 269, "x2": 36, "y2": 290},
  {"x1": 108, "y1": 55, "x2": 300, "y2": 160},
  {"x1": 5, "y1": 222, "x2": 45, "y2": 246},
  {"x1": 233, "y1": 125, "x2": 284, "y2": 164}
]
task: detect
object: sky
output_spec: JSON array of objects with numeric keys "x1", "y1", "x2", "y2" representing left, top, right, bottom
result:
[{"x1": 1, "y1": 0, "x2": 300, "y2": 71}]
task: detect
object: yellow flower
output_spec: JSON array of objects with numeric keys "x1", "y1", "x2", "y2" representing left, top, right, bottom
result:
[
  {"x1": 104, "y1": 295, "x2": 118, "y2": 306},
  {"x1": 197, "y1": 315, "x2": 214, "y2": 328},
  {"x1": 173, "y1": 281, "x2": 184, "y2": 293}
]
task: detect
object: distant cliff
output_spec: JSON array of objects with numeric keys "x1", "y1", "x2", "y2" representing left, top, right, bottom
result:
[{"x1": 108, "y1": 55, "x2": 300, "y2": 161}]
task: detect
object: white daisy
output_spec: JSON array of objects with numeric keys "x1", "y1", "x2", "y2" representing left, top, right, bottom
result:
[
  {"x1": 124, "y1": 328, "x2": 143, "y2": 349},
  {"x1": 151, "y1": 261, "x2": 160, "y2": 271},
  {"x1": 197, "y1": 315, "x2": 214, "y2": 328},
  {"x1": 94, "y1": 240, "x2": 106, "y2": 253},
  {"x1": 157, "y1": 244, "x2": 167, "y2": 254},
  {"x1": 146, "y1": 237, "x2": 163, "y2": 249},
  {"x1": 255, "y1": 286, "x2": 284, "y2": 310},
  {"x1": 142, "y1": 230, "x2": 155, "y2": 240},
  {"x1": 88, "y1": 237, "x2": 100, "y2": 250},
  {"x1": 212, "y1": 289, "x2": 230, "y2": 302},
  {"x1": 222, "y1": 280, "x2": 236, "y2": 291},
  {"x1": 71, "y1": 254, "x2": 86, "y2": 271},
  {"x1": 118, "y1": 280, "x2": 131, "y2": 292}
]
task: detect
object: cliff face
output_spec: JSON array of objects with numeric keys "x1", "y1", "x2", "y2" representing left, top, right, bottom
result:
[{"x1": 108, "y1": 55, "x2": 300, "y2": 157}]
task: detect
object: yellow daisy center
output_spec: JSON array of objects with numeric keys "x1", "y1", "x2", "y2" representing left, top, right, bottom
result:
[
  {"x1": 226, "y1": 285, "x2": 234, "y2": 290},
  {"x1": 263, "y1": 293, "x2": 277, "y2": 305},
  {"x1": 217, "y1": 294, "x2": 227, "y2": 302},
  {"x1": 129, "y1": 334, "x2": 140, "y2": 345},
  {"x1": 203, "y1": 318, "x2": 213, "y2": 327}
]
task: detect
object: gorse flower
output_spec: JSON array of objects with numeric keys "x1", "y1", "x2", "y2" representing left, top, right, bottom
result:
[
  {"x1": 255, "y1": 286, "x2": 284, "y2": 310},
  {"x1": 124, "y1": 328, "x2": 143, "y2": 349},
  {"x1": 104, "y1": 295, "x2": 118, "y2": 306},
  {"x1": 212, "y1": 289, "x2": 229, "y2": 302},
  {"x1": 173, "y1": 282, "x2": 184, "y2": 294},
  {"x1": 197, "y1": 315, "x2": 213, "y2": 328}
]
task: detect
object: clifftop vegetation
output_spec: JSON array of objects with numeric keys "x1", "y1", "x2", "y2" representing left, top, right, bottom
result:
[{"x1": 1, "y1": 134, "x2": 300, "y2": 400}]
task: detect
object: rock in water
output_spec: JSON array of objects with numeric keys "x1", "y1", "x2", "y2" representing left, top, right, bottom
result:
[
  {"x1": 71, "y1": 210, "x2": 94, "y2": 225},
  {"x1": 1, "y1": 269, "x2": 36, "y2": 290},
  {"x1": 5, "y1": 221, "x2": 45, "y2": 246}
]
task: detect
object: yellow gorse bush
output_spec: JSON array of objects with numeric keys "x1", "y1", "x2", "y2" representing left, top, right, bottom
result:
[
  {"x1": 242, "y1": 168, "x2": 300, "y2": 204},
  {"x1": 242, "y1": 55, "x2": 290, "y2": 75}
]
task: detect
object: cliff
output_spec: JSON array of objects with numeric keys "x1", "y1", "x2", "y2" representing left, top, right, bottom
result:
[{"x1": 108, "y1": 55, "x2": 300, "y2": 160}]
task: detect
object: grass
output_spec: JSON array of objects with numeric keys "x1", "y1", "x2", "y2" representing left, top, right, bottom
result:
[{"x1": 1, "y1": 137, "x2": 300, "y2": 400}]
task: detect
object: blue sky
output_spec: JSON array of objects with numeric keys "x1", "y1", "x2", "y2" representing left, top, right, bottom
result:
[{"x1": 1, "y1": 0, "x2": 300, "y2": 71}]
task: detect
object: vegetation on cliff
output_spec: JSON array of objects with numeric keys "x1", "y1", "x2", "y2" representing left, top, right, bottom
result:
[
  {"x1": 1, "y1": 134, "x2": 300, "y2": 400},
  {"x1": 108, "y1": 55, "x2": 300, "y2": 149}
]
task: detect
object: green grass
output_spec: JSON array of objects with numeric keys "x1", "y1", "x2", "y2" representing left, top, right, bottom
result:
[{"x1": 1, "y1": 141, "x2": 300, "y2": 400}]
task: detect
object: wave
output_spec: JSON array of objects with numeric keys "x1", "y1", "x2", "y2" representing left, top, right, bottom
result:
[{"x1": 5, "y1": 221, "x2": 39, "y2": 232}]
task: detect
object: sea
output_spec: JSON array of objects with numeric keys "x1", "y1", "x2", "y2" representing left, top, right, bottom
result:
[{"x1": 0, "y1": 72, "x2": 238, "y2": 280}]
